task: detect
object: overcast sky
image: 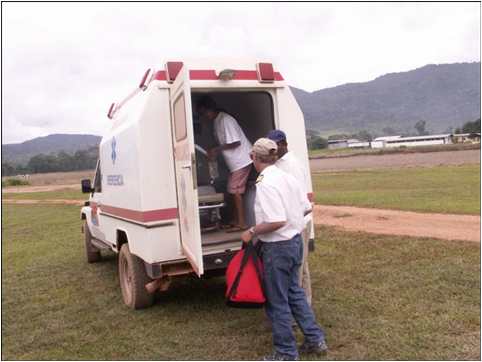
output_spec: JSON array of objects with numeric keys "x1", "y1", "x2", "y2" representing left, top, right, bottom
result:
[{"x1": 2, "y1": 2, "x2": 480, "y2": 144}]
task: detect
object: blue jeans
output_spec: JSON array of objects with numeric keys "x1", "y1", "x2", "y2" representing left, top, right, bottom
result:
[{"x1": 261, "y1": 234, "x2": 325, "y2": 358}]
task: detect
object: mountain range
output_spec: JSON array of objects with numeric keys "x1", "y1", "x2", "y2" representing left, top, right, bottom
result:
[
  {"x1": 3, "y1": 62, "x2": 480, "y2": 165},
  {"x1": 292, "y1": 62, "x2": 480, "y2": 135},
  {"x1": 2, "y1": 134, "x2": 101, "y2": 165}
]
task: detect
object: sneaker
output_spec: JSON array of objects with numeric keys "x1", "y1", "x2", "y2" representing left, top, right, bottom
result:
[
  {"x1": 299, "y1": 340, "x2": 328, "y2": 355},
  {"x1": 262, "y1": 352, "x2": 299, "y2": 361}
]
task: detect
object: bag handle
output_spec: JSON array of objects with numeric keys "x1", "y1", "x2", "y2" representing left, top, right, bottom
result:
[{"x1": 227, "y1": 241, "x2": 254, "y2": 299}]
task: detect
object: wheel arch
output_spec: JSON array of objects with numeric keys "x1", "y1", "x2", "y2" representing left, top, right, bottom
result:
[{"x1": 116, "y1": 228, "x2": 129, "y2": 252}]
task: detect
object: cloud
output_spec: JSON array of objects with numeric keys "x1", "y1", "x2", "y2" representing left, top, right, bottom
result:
[{"x1": 2, "y1": 2, "x2": 480, "y2": 143}]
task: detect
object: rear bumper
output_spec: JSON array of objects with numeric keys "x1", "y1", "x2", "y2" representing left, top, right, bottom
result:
[{"x1": 144, "y1": 250, "x2": 237, "y2": 279}]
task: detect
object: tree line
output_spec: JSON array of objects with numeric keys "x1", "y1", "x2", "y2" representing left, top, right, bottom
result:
[{"x1": 2, "y1": 147, "x2": 99, "y2": 176}]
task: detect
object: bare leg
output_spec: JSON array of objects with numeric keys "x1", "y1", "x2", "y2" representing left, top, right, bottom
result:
[{"x1": 233, "y1": 193, "x2": 247, "y2": 229}]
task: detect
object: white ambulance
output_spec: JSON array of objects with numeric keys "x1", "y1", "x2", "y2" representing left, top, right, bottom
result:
[{"x1": 80, "y1": 60, "x2": 315, "y2": 309}]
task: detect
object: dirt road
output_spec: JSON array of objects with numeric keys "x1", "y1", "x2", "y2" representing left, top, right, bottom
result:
[
  {"x1": 2, "y1": 198, "x2": 84, "y2": 205},
  {"x1": 2, "y1": 184, "x2": 79, "y2": 193},
  {"x1": 310, "y1": 149, "x2": 480, "y2": 172},
  {"x1": 313, "y1": 205, "x2": 480, "y2": 242},
  {"x1": 3, "y1": 198, "x2": 479, "y2": 242}
]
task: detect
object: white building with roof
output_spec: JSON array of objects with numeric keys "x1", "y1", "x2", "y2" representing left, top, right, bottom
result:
[{"x1": 371, "y1": 134, "x2": 453, "y2": 148}]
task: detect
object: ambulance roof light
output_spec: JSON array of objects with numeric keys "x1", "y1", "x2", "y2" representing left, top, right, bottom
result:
[
  {"x1": 139, "y1": 68, "x2": 152, "y2": 89},
  {"x1": 256, "y1": 62, "x2": 275, "y2": 83},
  {"x1": 107, "y1": 103, "x2": 116, "y2": 119},
  {"x1": 165, "y1": 61, "x2": 183, "y2": 83}
]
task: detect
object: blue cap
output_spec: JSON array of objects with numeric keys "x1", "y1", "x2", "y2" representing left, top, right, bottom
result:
[{"x1": 266, "y1": 129, "x2": 287, "y2": 143}]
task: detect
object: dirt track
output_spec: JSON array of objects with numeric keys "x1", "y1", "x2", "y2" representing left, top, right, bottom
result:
[
  {"x1": 313, "y1": 205, "x2": 480, "y2": 242},
  {"x1": 2, "y1": 184, "x2": 79, "y2": 193},
  {"x1": 3, "y1": 198, "x2": 84, "y2": 205},
  {"x1": 3, "y1": 198, "x2": 480, "y2": 242},
  {"x1": 310, "y1": 149, "x2": 480, "y2": 172}
]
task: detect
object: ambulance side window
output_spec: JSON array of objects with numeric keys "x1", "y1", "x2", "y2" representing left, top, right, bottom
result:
[
  {"x1": 93, "y1": 161, "x2": 102, "y2": 193},
  {"x1": 173, "y1": 94, "x2": 187, "y2": 141}
]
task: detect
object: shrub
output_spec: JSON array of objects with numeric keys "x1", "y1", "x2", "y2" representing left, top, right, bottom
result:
[{"x1": 5, "y1": 178, "x2": 30, "y2": 187}]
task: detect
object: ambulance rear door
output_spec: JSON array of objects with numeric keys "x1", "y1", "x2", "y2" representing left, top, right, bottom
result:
[{"x1": 169, "y1": 64, "x2": 204, "y2": 276}]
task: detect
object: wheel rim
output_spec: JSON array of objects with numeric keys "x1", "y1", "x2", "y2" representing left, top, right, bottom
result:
[{"x1": 120, "y1": 255, "x2": 133, "y2": 304}]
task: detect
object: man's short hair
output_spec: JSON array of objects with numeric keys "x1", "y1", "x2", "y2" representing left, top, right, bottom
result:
[{"x1": 196, "y1": 96, "x2": 217, "y2": 112}]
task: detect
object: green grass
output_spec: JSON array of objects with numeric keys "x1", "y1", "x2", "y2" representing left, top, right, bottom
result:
[
  {"x1": 309, "y1": 143, "x2": 480, "y2": 159},
  {"x1": 2, "y1": 204, "x2": 480, "y2": 360},
  {"x1": 2, "y1": 189, "x2": 85, "y2": 200},
  {"x1": 313, "y1": 164, "x2": 481, "y2": 215}
]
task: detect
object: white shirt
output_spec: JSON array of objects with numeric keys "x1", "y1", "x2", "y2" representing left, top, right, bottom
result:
[
  {"x1": 276, "y1": 151, "x2": 312, "y2": 226},
  {"x1": 213, "y1": 111, "x2": 252, "y2": 172},
  {"x1": 254, "y1": 165, "x2": 311, "y2": 242},
  {"x1": 276, "y1": 151, "x2": 308, "y2": 194}
]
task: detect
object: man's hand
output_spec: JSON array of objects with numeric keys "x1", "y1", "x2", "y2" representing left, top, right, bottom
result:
[{"x1": 241, "y1": 230, "x2": 252, "y2": 243}]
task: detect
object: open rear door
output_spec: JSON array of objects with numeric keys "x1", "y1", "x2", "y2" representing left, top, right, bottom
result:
[{"x1": 170, "y1": 65, "x2": 204, "y2": 276}]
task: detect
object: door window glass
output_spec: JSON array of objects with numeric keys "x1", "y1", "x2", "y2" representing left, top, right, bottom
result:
[
  {"x1": 93, "y1": 161, "x2": 102, "y2": 193},
  {"x1": 174, "y1": 94, "x2": 187, "y2": 141}
]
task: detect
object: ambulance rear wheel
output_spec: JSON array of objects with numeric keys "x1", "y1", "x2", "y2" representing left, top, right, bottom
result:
[
  {"x1": 84, "y1": 221, "x2": 101, "y2": 263},
  {"x1": 119, "y1": 244, "x2": 154, "y2": 309}
]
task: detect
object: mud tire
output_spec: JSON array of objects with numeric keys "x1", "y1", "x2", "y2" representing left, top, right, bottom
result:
[
  {"x1": 84, "y1": 221, "x2": 101, "y2": 263},
  {"x1": 118, "y1": 244, "x2": 154, "y2": 309}
]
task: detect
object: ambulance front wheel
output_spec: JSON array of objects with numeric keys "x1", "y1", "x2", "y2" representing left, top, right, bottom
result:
[
  {"x1": 119, "y1": 244, "x2": 154, "y2": 309},
  {"x1": 84, "y1": 221, "x2": 101, "y2": 263}
]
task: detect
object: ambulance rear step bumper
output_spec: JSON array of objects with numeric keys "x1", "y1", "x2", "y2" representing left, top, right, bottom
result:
[{"x1": 144, "y1": 249, "x2": 237, "y2": 279}]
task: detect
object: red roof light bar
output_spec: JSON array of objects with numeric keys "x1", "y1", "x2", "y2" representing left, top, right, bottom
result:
[
  {"x1": 151, "y1": 68, "x2": 283, "y2": 82},
  {"x1": 107, "y1": 103, "x2": 115, "y2": 119},
  {"x1": 139, "y1": 68, "x2": 152, "y2": 89},
  {"x1": 256, "y1": 63, "x2": 275, "y2": 83},
  {"x1": 165, "y1": 61, "x2": 183, "y2": 83}
]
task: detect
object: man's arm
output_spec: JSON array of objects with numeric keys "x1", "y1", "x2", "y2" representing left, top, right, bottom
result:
[
  {"x1": 208, "y1": 141, "x2": 240, "y2": 159},
  {"x1": 241, "y1": 221, "x2": 285, "y2": 243}
]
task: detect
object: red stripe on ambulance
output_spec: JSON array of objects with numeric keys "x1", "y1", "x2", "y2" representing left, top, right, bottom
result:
[{"x1": 99, "y1": 204, "x2": 178, "y2": 223}]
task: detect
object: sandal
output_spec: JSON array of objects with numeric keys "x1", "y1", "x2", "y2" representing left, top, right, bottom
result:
[{"x1": 220, "y1": 223, "x2": 235, "y2": 230}]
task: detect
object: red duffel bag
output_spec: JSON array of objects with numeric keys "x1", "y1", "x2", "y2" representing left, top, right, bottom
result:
[{"x1": 225, "y1": 241, "x2": 265, "y2": 308}]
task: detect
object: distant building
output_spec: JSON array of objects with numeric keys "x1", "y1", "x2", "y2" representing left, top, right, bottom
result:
[
  {"x1": 328, "y1": 138, "x2": 371, "y2": 149},
  {"x1": 347, "y1": 139, "x2": 370, "y2": 148},
  {"x1": 371, "y1": 134, "x2": 452, "y2": 148},
  {"x1": 328, "y1": 139, "x2": 348, "y2": 149}
]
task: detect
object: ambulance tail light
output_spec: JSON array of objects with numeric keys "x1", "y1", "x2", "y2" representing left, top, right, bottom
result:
[
  {"x1": 165, "y1": 61, "x2": 183, "y2": 83},
  {"x1": 256, "y1": 62, "x2": 275, "y2": 83},
  {"x1": 107, "y1": 103, "x2": 116, "y2": 119},
  {"x1": 139, "y1": 68, "x2": 152, "y2": 89}
]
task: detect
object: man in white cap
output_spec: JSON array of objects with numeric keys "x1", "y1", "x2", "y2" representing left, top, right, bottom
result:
[
  {"x1": 266, "y1": 129, "x2": 312, "y2": 306},
  {"x1": 241, "y1": 138, "x2": 327, "y2": 361}
]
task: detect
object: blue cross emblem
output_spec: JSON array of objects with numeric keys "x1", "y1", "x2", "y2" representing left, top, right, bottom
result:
[{"x1": 111, "y1": 137, "x2": 117, "y2": 165}]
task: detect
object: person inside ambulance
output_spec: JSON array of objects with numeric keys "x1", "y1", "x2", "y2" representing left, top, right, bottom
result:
[
  {"x1": 241, "y1": 138, "x2": 327, "y2": 361},
  {"x1": 266, "y1": 129, "x2": 313, "y2": 306},
  {"x1": 196, "y1": 96, "x2": 253, "y2": 232}
]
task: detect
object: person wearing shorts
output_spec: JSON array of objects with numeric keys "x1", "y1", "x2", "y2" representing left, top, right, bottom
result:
[{"x1": 196, "y1": 96, "x2": 252, "y2": 231}]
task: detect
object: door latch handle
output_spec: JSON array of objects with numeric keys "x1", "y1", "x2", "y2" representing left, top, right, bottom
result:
[{"x1": 181, "y1": 165, "x2": 191, "y2": 169}]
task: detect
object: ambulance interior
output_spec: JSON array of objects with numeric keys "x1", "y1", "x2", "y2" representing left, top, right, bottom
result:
[{"x1": 190, "y1": 91, "x2": 275, "y2": 248}]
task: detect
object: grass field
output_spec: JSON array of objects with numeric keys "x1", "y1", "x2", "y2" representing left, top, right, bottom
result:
[
  {"x1": 308, "y1": 143, "x2": 480, "y2": 159},
  {"x1": 312, "y1": 164, "x2": 481, "y2": 215},
  {"x1": 2, "y1": 204, "x2": 480, "y2": 360}
]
